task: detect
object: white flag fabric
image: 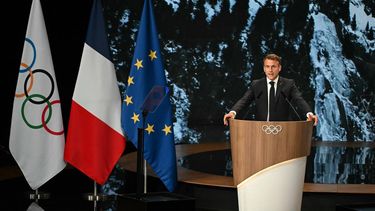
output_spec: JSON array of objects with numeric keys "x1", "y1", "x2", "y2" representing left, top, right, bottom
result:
[
  {"x1": 27, "y1": 202, "x2": 44, "y2": 211},
  {"x1": 9, "y1": 0, "x2": 66, "y2": 190}
]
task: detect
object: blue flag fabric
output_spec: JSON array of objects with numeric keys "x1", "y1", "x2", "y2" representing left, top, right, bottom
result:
[{"x1": 121, "y1": 0, "x2": 177, "y2": 192}]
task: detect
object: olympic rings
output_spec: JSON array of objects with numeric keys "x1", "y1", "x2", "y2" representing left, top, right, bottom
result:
[
  {"x1": 19, "y1": 38, "x2": 36, "y2": 73},
  {"x1": 24, "y1": 69, "x2": 54, "y2": 104},
  {"x1": 42, "y1": 100, "x2": 64, "y2": 135},
  {"x1": 21, "y1": 94, "x2": 52, "y2": 129},
  {"x1": 262, "y1": 124, "x2": 282, "y2": 135},
  {"x1": 15, "y1": 38, "x2": 63, "y2": 136},
  {"x1": 15, "y1": 63, "x2": 34, "y2": 98}
]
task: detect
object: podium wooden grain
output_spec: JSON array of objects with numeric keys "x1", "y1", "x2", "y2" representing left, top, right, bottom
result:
[{"x1": 229, "y1": 119, "x2": 313, "y2": 186}]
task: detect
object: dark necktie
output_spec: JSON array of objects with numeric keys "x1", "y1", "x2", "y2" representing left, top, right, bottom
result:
[{"x1": 269, "y1": 81, "x2": 276, "y2": 121}]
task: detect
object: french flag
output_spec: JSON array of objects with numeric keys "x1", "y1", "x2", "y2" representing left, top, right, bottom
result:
[{"x1": 64, "y1": 0, "x2": 125, "y2": 185}]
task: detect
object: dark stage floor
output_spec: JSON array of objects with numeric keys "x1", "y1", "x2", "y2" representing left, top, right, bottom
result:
[
  {"x1": 2, "y1": 142, "x2": 375, "y2": 211},
  {"x1": 2, "y1": 172, "x2": 375, "y2": 211}
]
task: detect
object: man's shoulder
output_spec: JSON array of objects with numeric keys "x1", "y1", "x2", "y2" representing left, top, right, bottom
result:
[
  {"x1": 251, "y1": 78, "x2": 266, "y2": 85},
  {"x1": 279, "y1": 77, "x2": 295, "y2": 85}
]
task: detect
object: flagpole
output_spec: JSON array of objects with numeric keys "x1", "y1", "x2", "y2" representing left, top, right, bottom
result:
[
  {"x1": 35, "y1": 189, "x2": 39, "y2": 203},
  {"x1": 136, "y1": 126, "x2": 144, "y2": 198},
  {"x1": 144, "y1": 159, "x2": 147, "y2": 194},
  {"x1": 142, "y1": 111, "x2": 148, "y2": 195},
  {"x1": 29, "y1": 188, "x2": 50, "y2": 202},
  {"x1": 86, "y1": 181, "x2": 109, "y2": 208},
  {"x1": 93, "y1": 182, "x2": 97, "y2": 211},
  {"x1": 136, "y1": 110, "x2": 148, "y2": 198}
]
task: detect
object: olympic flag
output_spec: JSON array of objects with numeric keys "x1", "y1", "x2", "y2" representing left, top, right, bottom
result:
[
  {"x1": 9, "y1": 0, "x2": 66, "y2": 190},
  {"x1": 64, "y1": 0, "x2": 126, "y2": 185}
]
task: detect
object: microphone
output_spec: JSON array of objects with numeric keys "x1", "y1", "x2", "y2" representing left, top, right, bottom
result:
[{"x1": 280, "y1": 91, "x2": 302, "y2": 120}]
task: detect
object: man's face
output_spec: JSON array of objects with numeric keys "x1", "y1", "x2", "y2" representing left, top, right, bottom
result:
[{"x1": 263, "y1": 59, "x2": 281, "y2": 81}]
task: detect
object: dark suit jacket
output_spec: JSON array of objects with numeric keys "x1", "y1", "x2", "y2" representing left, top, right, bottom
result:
[{"x1": 231, "y1": 77, "x2": 312, "y2": 121}]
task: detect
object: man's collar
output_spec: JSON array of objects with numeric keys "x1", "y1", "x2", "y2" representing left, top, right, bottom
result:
[{"x1": 266, "y1": 76, "x2": 279, "y2": 84}]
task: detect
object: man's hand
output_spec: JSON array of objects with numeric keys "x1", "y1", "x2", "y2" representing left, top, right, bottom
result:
[
  {"x1": 307, "y1": 113, "x2": 318, "y2": 126},
  {"x1": 223, "y1": 111, "x2": 235, "y2": 126}
]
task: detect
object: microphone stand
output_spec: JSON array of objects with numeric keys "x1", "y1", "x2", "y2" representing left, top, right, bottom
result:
[
  {"x1": 136, "y1": 110, "x2": 148, "y2": 199},
  {"x1": 281, "y1": 91, "x2": 302, "y2": 121}
]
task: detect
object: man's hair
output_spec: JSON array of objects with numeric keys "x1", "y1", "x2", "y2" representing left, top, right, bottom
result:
[{"x1": 263, "y1": 53, "x2": 282, "y2": 64}]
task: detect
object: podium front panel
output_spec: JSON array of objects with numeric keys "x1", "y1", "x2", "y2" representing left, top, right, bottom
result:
[{"x1": 229, "y1": 119, "x2": 313, "y2": 185}]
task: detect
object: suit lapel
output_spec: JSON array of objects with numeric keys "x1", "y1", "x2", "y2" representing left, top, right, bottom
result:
[
  {"x1": 275, "y1": 77, "x2": 284, "y2": 103},
  {"x1": 261, "y1": 77, "x2": 267, "y2": 94}
]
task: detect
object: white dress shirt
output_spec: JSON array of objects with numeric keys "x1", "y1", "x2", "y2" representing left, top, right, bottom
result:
[{"x1": 266, "y1": 77, "x2": 279, "y2": 121}]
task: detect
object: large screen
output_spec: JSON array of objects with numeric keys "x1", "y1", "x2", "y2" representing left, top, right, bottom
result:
[{"x1": 104, "y1": 0, "x2": 375, "y2": 185}]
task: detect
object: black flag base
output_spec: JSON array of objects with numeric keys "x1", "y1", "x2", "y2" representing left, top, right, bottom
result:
[{"x1": 117, "y1": 192, "x2": 195, "y2": 211}]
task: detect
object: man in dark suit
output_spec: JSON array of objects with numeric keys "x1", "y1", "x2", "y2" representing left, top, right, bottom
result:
[{"x1": 223, "y1": 53, "x2": 318, "y2": 125}]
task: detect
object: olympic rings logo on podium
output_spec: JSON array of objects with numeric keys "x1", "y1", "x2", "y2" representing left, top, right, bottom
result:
[
  {"x1": 262, "y1": 124, "x2": 282, "y2": 135},
  {"x1": 15, "y1": 38, "x2": 64, "y2": 136}
]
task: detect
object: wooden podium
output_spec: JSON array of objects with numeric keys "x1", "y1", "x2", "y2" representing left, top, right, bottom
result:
[{"x1": 229, "y1": 119, "x2": 313, "y2": 186}]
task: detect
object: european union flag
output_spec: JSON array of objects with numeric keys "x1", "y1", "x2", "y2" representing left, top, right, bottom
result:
[{"x1": 121, "y1": 0, "x2": 177, "y2": 192}]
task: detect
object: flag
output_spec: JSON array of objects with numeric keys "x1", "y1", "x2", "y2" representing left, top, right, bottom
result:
[
  {"x1": 9, "y1": 0, "x2": 66, "y2": 190},
  {"x1": 27, "y1": 202, "x2": 44, "y2": 211},
  {"x1": 64, "y1": 0, "x2": 126, "y2": 185},
  {"x1": 121, "y1": 0, "x2": 177, "y2": 192}
]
